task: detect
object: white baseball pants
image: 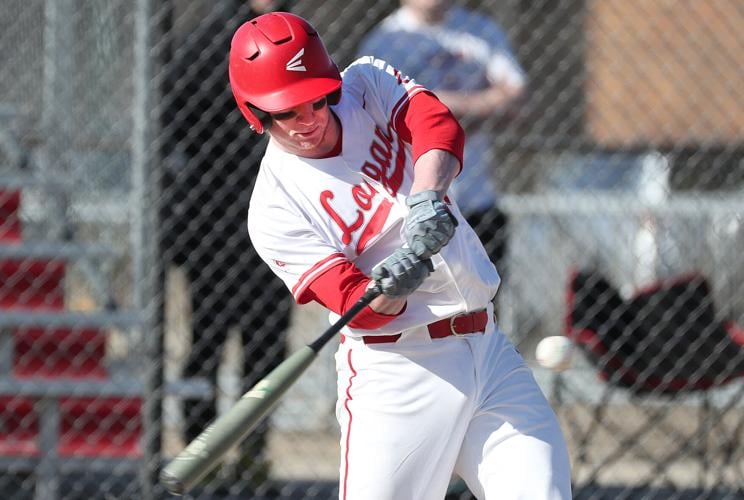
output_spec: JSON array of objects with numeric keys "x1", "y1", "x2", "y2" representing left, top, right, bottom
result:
[{"x1": 335, "y1": 314, "x2": 571, "y2": 500}]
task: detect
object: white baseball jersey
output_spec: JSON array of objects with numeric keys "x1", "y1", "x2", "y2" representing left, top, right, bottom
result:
[
  {"x1": 248, "y1": 56, "x2": 500, "y2": 339},
  {"x1": 247, "y1": 56, "x2": 571, "y2": 500}
]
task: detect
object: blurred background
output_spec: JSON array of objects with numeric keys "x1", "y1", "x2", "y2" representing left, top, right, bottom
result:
[{"x1": 0, "y1": 0, "x2": 743, "y2": 498}]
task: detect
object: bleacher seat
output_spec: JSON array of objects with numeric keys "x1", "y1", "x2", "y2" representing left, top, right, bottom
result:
[
  {"x1": 0, "y1": 396, "x2": 38, "y2": 456},
  {"x1": 59, "y1": 397, "x2": 142, "y2": 458},
  {"x1": 13, "y1": 328, "x2": 107, "y2": 379},
  {"x1": 0, "y1": 258, "x2": 65, "y2": 310},
  {"x1": 0, "y1": 189, "x2": 21, "y2": 243},
  {"x1": 0, "y1": 395, "x2": 143, "y2": 459},
  {"x1": 0, "y1": 176, "x2": 144, "y2": 473}
]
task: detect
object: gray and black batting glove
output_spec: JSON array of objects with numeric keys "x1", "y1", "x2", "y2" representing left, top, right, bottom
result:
[
  {"x1": 371, "y1": 247, "x2": 434, "y2": 298},
  {"x1": 404, "y1": 190, "x2": 458, "y2": 260}
]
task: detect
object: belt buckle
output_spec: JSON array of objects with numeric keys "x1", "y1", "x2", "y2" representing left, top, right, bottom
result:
[{"x1": 449, "y1": 312, "x2": 468, "y2": 336}]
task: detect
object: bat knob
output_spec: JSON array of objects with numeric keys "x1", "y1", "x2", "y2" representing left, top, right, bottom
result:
[{"x1": 160, "y1": 469, "x2": 186, "y2": 496}]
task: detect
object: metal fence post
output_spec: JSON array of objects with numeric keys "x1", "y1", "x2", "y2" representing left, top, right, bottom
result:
[{"x1": 132, "y1": 0, "x2": 165, "y2": 498}]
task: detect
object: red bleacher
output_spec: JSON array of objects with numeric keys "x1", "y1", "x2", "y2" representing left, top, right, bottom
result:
[
  {"x1": 0, "y1": 396, "x2": 38, "y2": 456},
  {"x1": 0, "y1": 259, "x2": 65, "y2": 310},
  {"x1": 0, "y1": 185, "x2": 142, "y2": 460},
  {"x1": 59, "y1": 397, "x2": 142, "y2": 458},
  {"x1": 0, "y1": 189, "x2": 22, "y2": 243},
  {"x1": 13, "y1": 328, "x2": 107, "y2": 379}
]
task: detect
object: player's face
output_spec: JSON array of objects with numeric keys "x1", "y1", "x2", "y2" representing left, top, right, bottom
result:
[{"x1": 267, "y1": 96, "x2": 338, "y2": 158}]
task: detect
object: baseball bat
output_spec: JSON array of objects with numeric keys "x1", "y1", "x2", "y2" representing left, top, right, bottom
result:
[{"x1": 160, "y1": 286, "x2": 381, "y2": 496}]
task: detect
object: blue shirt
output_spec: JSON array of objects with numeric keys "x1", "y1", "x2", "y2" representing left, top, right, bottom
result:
[{"x1": 359, "y1": 6, "x2": 526, "y2": 212}]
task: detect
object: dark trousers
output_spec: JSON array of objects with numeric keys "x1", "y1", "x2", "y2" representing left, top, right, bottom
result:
[{"x1": 465, "y1": 205, "x2": 509, "y2": 276}]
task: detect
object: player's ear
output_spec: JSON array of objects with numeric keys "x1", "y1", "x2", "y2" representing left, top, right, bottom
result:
[
  {"x1": 327, "y1": 89, "x2": 341, "y2": 106},
  {"x1": 247, "y1": 103, "x2": 273, "y2": 133}
]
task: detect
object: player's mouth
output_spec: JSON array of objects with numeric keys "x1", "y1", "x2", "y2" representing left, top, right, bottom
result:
[{"x1": 294, "y1": 126, "x2": 320, "y2": 140}]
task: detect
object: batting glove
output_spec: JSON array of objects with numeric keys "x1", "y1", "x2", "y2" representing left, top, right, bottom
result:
[
  {"x1": 371, "y1": 247, "x2": 434, "y2": 298},
  {"x1": 404, "y1": 190, "x2": 458, "y2": 260}
]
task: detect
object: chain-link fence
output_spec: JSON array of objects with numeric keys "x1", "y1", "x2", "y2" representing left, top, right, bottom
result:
[{"x1": 0, "y1": 0, "x2": 743, "y2": 498}]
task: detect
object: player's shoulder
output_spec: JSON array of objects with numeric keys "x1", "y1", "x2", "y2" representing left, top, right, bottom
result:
[
  {"x1": 248, "y1": 156, "x2": 276, "y2": 208},
  {"x1": 247, "y1": 147, "x2": 301, "y2": 236},
  {"x1": 341, "y1": 56, "x2": 393, "y2": 92},
  {"x1": 343, "y1": 56, "x2": 408, "y2": 86},
  {"x1": 343, "y1": 56, "x2": 389, "y2": 79},
  {"x1": 250, "y1": 144, "x2": 290, "y2": 202},
  {"x1": 341, "y1": 55, "x2": 424, "y2": 116}
]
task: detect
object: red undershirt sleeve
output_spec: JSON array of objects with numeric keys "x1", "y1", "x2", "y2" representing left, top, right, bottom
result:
[
  {"x1": 298, "y1": 260, "x2": 404, "y2": 330},
  {"x1": 394, "y1": 91, "x2": 465, "y2": 173}
]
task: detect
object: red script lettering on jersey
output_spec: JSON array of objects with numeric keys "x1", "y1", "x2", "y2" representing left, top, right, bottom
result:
[
  {"x1": 319, "y1": 123, "x2": 404, "y2": 255},
  {"x1": 360, "y1": 124, "x2": 405, "y2": 197},
  {"x1": 320, "y1": 180, "x2": 392, "y2": 255}
]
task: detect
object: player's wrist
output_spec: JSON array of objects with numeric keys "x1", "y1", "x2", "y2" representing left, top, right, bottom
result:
[
  {"x1": 406, "y1": 189, "x2": 441, "y2": 207},
  {"x1": 371, "y1": 247, "x2": 433, "y2": 298},
  {"x1": 369, "y1": 295, "x2": 407, "y2": 316}
]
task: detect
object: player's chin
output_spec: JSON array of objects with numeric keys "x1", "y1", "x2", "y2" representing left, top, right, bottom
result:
[
  {"x1": 293, "y1": 133, "x2": 324, "y2": 150},
  {"x1": 295, "y1": 138, "x2": 320, "y2": 149}
]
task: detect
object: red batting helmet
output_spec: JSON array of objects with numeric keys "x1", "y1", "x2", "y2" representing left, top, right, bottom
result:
[{"x1": 229, "y1": 12, "x2": 342, "y2": 134}]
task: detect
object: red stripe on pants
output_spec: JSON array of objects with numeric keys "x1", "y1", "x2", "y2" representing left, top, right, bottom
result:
[{"x1": 341, "y1": 349, "x2": 357, "y2": 500}]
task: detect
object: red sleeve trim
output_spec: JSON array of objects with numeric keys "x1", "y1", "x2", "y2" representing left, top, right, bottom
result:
[
  {"x1": 393, "y1": 91, "x2": 465, "y2": 173},
  {"x1": 299, "y1": 259, "x2": 403, "y2": 330},
  {"x1": 292, "y1": 252, "x2": 347, "y2": 302},
  {"x1": 390, "y1": 85, "x2": 426, "y2": 125}
]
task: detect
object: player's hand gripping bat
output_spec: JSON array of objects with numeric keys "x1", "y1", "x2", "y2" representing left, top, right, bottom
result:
[{"x1": 160, "y1": 286, "x2": 381, "y2": 495}]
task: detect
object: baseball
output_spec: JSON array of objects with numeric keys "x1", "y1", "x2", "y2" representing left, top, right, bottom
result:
[{"x1": 535, "y1": 336, "x2": 574, "y2": 372}]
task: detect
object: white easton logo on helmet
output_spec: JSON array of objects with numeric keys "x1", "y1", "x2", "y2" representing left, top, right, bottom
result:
[{"x1": 286, "y1": 48, "x2": 306, "y2": 72}]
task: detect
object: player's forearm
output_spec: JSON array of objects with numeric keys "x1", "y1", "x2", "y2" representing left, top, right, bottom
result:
[{"x1": 410, "y1": 149, "x2": 460, "y2": 199}]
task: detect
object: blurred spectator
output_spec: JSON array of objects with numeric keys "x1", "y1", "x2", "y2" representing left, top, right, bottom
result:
[
  {"x1": 358, "y1": 0, "x2": 526, "y2": 273},
  {"x1": 159, "y1": 0, "x2": 293, "y2": 487}
]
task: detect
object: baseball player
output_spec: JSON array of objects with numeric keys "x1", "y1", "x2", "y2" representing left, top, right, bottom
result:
[{"x1": 229, "y1": 12, "x2": 571, "y2": 500}]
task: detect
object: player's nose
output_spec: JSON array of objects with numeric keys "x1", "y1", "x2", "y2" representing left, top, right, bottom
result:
[{"x1": 295, "y1": 102, "x2": 318, "y2": 124}]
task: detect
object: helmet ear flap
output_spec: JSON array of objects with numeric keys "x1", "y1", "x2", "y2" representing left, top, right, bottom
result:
[
  {"x1": 327, "y1": 89, "x2": 342, "y2": 106},
  {"x1": 247, "y1": 103, "x2": 273, "y2": 134}
]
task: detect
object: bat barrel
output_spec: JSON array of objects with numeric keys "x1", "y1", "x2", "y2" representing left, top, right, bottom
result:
[
  {"x1": 160, "y1": 288, "x2": 380, "y2": 495},
  {"x1": 160, "y1": 346, "x2": 317, "y2": 495}
]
